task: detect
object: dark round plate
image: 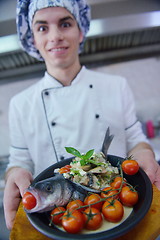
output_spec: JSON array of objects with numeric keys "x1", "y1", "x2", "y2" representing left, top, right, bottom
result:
[{"x1": 26, "y1": 155, "x2": 153, "y2": 240}]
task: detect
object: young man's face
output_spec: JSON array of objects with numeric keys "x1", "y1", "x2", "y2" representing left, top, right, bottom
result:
[{"x1": 32, "y1": 7, "x2": 83, "y2": 71}]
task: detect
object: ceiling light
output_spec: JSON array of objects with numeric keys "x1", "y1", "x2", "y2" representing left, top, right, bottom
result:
[{"x1": 0, "y1": 34, "x2": 21, "y2": 54}]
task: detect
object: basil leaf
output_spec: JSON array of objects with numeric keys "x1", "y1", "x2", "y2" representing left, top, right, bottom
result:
[
  {"x1": 83, "y1": 149, "x2": 94, "y2": 160},
  {"x1": 80, "y1": 159, "x2": 86, "y2": 166},
  {"x1": 87, "y1": 159, "x2": 103, "y2": 166},
  {"x1": 65, "y1": 147, "x2": 82, "y2": 158}
]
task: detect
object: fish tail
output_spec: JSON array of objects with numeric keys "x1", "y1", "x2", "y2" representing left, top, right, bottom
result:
[{"x1": 102, "y1": 127, "x2": 114, "y2": 157}]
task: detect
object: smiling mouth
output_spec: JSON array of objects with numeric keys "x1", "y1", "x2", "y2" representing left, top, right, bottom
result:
[{"x1": 49, "y1": 47, "x2": 68, "y2": 52}]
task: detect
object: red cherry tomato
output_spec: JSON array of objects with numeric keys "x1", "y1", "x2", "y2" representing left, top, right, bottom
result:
[
  {"x1": 83, "y1": 207, "x2": 103, "y2": 230},
  {"x1": 84, "y1": 194, "x2": 103, "y2": 210},
  {"x1": 22, "y1": 192, "x2": 37, "y2": 210},
  {"x1": 50, "y1": 207, "x2": 66, "y2": 225},
  {"x1": 119, "y1": 186, "x2": 138, "y2": 207},
  {"x1": 101, "y1": 187, "x2": 119, "y2": 200},
  {"x1": 102, "y1": 199, "x2": 124, "y2": 223},
  {"x1": 110, "y1": 176, "x2": 127, "y2": 189},
  {"x1": 59, "y1": 165, "x2": 71, "y2": 174},
  {"x1": 67, "y1": 199, "x2": 85, "y2": 212},
  {"x1": 122, "y1": 159, "x2": 139, "y2": 175},
  {"x1": 62, "y1": 210, "x2": 84, "y2": 234}
]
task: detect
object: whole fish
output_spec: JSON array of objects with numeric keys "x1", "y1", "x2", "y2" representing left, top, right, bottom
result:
[{"x1": 23, "y1": 127, "x2": 114, "y2": 213}]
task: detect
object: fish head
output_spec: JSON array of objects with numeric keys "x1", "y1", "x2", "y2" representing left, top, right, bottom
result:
[
  {"x1": 22, "y1": 173, "x2": 73, "y2": 213},
  {"x1": 31, "y1": 178, "x2": 56, "y2": 195}
]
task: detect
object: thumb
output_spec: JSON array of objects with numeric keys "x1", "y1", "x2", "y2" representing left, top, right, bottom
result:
[
  {"x1": 144, "y1": 170, "x2": 155, "y2": 184},
  {"x1": 18, "y1": 171, "x2": 33, "y2": 196},
  {"x1": 152, "y1": 167, "x2": 160, "y2": 190}
]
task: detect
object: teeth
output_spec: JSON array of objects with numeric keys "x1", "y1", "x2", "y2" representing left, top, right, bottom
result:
[{"x1": 50, "y1": 48, "x2": 66, "y2": 52}]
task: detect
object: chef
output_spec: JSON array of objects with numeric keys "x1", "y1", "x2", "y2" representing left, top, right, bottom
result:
[{"x1": 3, "y1": 0, "x2": 160, "y2": 230}]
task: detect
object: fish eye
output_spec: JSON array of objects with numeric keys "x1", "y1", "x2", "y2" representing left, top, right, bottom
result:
[{"x1": 45, "y1": 184, "x2": 53, "y2": 192}]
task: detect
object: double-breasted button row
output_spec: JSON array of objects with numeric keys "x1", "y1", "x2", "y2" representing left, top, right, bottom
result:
[{"x1": 51, "y1": 115, "x2": 99, "y2": 127}]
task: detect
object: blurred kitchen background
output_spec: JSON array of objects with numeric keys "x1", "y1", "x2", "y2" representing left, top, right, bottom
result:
[{"x1": 0, "y1": 0, "x2": 160, "y2": 239}]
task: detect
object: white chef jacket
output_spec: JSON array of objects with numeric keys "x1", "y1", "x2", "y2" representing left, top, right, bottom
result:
[{"x1": 7, "y1": 66, "x2": 148, "y2": 177}]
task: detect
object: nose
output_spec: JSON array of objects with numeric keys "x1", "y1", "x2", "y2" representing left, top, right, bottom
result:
[{"x1": 48, "y1": 26, "x2": 64, "y2": 43}]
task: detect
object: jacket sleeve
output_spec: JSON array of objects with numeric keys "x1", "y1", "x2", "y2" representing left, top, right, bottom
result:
[{"x1": 6, "y1": 96, "x2": 34, "y2": 174}]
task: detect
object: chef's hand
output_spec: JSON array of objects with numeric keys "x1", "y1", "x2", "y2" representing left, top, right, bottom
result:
[
  {"x1": 3, "y1": 167, "x2": 33, "y2": 230},
  {"x1": 128, "y1": 142, "x2": 160, "y2": 190}
]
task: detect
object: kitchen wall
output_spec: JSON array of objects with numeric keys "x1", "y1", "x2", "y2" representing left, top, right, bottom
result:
[
  {"x1": 0, "y1": 56, "x2": 160, "y2": 158},
  {"x1": 94, "y1": 57, "x2": 160, "y2": 123}
]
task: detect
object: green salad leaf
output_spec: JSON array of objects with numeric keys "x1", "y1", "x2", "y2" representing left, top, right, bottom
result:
[
  {"x1": 82, "y1": 149, "x2": 94, "y2": 160},
  {"x1": 65, "y1": 147, "x2": 82, "y2": 158},
  {"x1": 65, "y1": 147, "x2": 94, "y2": 166}
]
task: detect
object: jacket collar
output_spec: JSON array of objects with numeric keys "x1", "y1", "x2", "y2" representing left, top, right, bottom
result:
[{"x1": 42, "y1": 66, "x2": 86, "y2": 89}]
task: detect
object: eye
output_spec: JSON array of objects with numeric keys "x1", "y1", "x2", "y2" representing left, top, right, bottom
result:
[
  {"x1": 45, "y1": 184, "x2": 53, "y2": 192},
  {"x1": 38, "y1": 26, "x2": 48, "y2": 32},
  {"x1": 61, "y1": 22, "x2": 71, "y2": 28}
]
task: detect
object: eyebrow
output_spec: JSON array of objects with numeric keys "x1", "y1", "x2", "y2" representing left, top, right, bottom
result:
[
  {"x1": 60, "y1": 16, "x2": 74, "y2": 22},
  {"x1": 33, "y1": 16, "x2": 74, "y2": 26},
  {"x1": 33, "y1": 20, "x2": 47, "y2": 26}
]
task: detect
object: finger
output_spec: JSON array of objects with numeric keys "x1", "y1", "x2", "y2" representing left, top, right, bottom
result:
[
  {"x1": 153, "y1": 167, "x2": 160, "y2": 190},
  {"x1": 18, "y1": 177, "x2": 32, "y2": 196},
  {"x1": 16, "y1": 170, "x2": 33, "y2": 196},
  {"x1": 3, "y1": 168, "x2": 33, "y2": 230},
  {"x1": 4, "y1": 199, "x2": 21, "y2": 230},
  {"x1": 3, "y1": 182, "x2": 21, "y2": 230},
  {"x1": 144, "y1": 170, "x2": 155, "y2": 184},
  {"x1": 141, "y1": 161, "x2": 159, "y2": 184}
]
